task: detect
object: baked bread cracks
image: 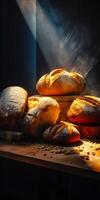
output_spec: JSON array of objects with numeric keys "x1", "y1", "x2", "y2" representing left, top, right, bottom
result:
[
  {"x1": 36, "y1": 68, "x2": 86, "y2": 95},
  {"x1": 67, "y1": 95, "x2": 100, "y2": 125},
  {"x1": 22, "y1": 96, "x2": 60, "y2": 137},
  {"x1": 43, "y1": 121, "x2": 80, "y2": 144}
]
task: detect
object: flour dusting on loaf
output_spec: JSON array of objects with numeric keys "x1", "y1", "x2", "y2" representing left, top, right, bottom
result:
[{"x1": 0, "y1": 86, "x2": 28, "y2": 130}]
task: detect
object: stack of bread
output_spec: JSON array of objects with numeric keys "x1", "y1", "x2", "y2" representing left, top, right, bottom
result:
[
  {"x1": 36, "y1": 67, "x2": 86, "y2": 144},
  {"x1": 36, "y1": 68, "x2": 100, "y2": 141},
  {"x1": 0, "y1": 67, "x2": 100, "y2": 144},
  {"x1": 36, "y1": 68, "x2": 86, "y2": 122},
  {"x1": 67, "y1": 96, "x2": 100, "y2": 139}
]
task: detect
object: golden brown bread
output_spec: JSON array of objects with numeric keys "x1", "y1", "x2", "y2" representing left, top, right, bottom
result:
[
  {"x1": 22, "y1": 96, "x2": 60, "y2": 137},
  {"x1": 0, "y1": 86, "x2": 28, "y2": 130},
  {"x1": 36, "y1": 68, "x2": 86, "y2": 95},
  {"x1": 67, "y1": 95, "x2": 100, "y2": 125},
  {"x1": 43, "y1": 121, "x2": 80, "y2": 144},
  {"x1": 37, "y1": 95, "x2": 77, "y2": 122}
]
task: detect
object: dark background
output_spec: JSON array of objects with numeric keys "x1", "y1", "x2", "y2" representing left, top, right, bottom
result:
[
  {"x1": 0, "y1": 1, "x2": 100, "y2": 199},
  {"x1": 0, "y1": 0, "x2": 100, "y2": 95},
  {"x1": 0, "y1": 0, "x2": 36, "y2": 94}
]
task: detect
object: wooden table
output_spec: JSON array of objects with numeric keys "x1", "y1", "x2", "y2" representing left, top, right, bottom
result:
[{"x1": 0, "y1": 139, "x2": 100, "y2": 180}]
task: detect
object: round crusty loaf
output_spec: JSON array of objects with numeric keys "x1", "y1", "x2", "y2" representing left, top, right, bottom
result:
[
  {"x1": 36, "y1": 68, "x2": 86, "y2": 95},
  {"x1": 0, "y1": 86, "x2": 28, "y2": 130},
  {"x1": 43, "y1": 121, "x2": 80, "y2": 144},
  {"x1": 22, "y1": 96, "x2": 60, "y2": 137},
  {"x1": 67, "y1": 95, "x2": 100, "y2": 125}
]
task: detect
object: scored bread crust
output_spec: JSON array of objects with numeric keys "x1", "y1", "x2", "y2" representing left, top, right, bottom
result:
[
  {"x1": 0, "y1": 86, "x2": 28, "y2": 130},
  {"x1": 43, "y1": 121, "x2": 80, "y2": 144},
  {"x1": 22, "y1": 96, "x2": 60, "y2": 137},
  {"x1": 36, "y1": 68, "x2": 86, "y2": 95},
  {"x1": 67, "y1": 95, "x2": 100, "y2": 125}
]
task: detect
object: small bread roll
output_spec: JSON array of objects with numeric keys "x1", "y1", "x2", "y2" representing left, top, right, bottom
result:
[
  {"x1": 0, "y1": 86, "x2": 28, "y2": 130},
  {"x1": 67, "y1": 96, "x2": 100, "y2": 125},
  {"x1": 36, "y1": 68, "x2": 86, "y2": 95},
  {"x1": 22, "y1": 96, "x2": 60, "y2": 137},
  {"x1": 43, "y1": 121, "x2": 80, "y2": 144}
]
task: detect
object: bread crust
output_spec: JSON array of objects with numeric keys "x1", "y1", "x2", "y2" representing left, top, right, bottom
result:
[
  {"x1": 22, "y1": 96, "x2": 60, "y2": 137},
  {"x1": 43, "y1": 121, "x2": 80, "y2": 144},
  {"x1": 36, "y1": 68, "x2": 86, "y2": 95},
  {"x1": 0, "y1": 86, "x2": 28, "y2": 130},
  {"x1": 67, "y1": 96, "x2": 100, "y2": 125}
]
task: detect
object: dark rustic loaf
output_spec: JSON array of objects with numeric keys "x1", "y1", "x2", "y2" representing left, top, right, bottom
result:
[
  {"x1": 43, "y1": 121, "x2": 80, "y2": 144},
  {"x1": 0, "y1": 86, "x2": 28, "y2": 130}
]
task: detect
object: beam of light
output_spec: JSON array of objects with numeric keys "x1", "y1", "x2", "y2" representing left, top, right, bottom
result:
[
  {"x1": 16, "y1": 0, "x2": 97, "y2": 78},
  {"x1": 17, "y1": 0, "x2": 36, "y2": 40}
]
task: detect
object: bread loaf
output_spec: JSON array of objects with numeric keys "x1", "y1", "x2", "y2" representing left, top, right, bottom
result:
[
  {"x1": 43, "y1": 121, "x2": 80, "y2": 144},
  {"x1": 22, "y1": 96, "x2": 60, "y2": 137},
  {"x1": 36, "y1": 68, "x2": 86, "y2": 95},
  {"x1": 0, "y1": 86, "x2": 28, "y2": 130},
  {"x1": 67, "y1": 96, "x2": 100, "y2": 125}
]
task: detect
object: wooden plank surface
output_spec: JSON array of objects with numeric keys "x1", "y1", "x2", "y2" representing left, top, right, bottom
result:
[{"x1": 0, "y1": 139, "x2": 100, "y2": 179}]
